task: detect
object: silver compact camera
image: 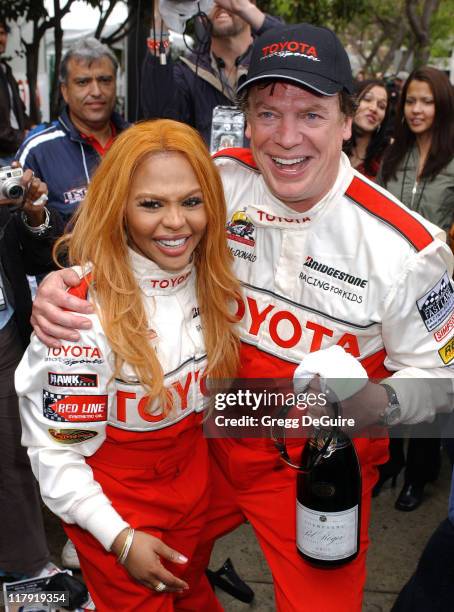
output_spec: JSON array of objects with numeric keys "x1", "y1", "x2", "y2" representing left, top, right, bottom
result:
[{"x1": 0, "y1": 165, "x2": 25, "y2": 199}]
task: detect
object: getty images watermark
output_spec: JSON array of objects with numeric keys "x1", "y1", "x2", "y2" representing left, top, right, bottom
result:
[
  {"x1": 203, "y1": 378, "x2": 454, "y2": 439},
  {"x1": 206, "y1": 387, "x2": 356, "y2": 437}
]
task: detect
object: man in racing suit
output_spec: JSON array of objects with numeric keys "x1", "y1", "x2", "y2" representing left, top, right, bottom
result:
[{"x1": 28, "y1": 24, "x2": 454, "y2": 611}]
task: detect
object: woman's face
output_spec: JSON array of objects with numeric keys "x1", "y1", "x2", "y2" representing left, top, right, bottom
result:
[
  {"x1": 354, "y1": 85, "x2": 388, "y2": 133},
  {"x1": 125, "y1": 152, "x2": 208, "y2": 272},
  {"x1": 404, "y1": 79, "x2": 435, "y2": 136}
]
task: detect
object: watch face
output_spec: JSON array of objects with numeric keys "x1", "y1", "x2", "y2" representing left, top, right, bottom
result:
[{"x1": 386, "y1": 406, "x2": 401, "y2": 427}]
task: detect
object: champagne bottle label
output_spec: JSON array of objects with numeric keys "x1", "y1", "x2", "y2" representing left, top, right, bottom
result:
[{"x1": 296, "y1": 500, "x2": 358, "y2": 561}]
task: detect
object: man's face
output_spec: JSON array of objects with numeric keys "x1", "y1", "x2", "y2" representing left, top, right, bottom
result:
[
  {"x1": 209, "y1": 2, "x2": 248, "y2": 38},
  {"x1": 0, "y1": 26, "x2": 8, "y2": 55},
  {"x1": 245, "y1": 83, "x2": 352, "y2": 212},
  {"x1": 61, "y1": 56, "x2": 116, "y2": 133}
]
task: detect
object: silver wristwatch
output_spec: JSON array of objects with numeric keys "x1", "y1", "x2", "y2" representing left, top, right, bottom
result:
[{"x1": 378, "y1": 383, "x2": 401, "y2": 427}]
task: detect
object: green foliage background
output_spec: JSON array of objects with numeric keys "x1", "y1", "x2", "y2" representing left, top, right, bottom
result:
[
  {"x1": 430, "y1": 0, "x2": 454, "y2": 57},
  {"x1": 257, "y1": 0, "x2": 368, "y2": 27}
]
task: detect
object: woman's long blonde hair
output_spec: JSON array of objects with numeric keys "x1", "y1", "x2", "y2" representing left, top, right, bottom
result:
[{"x1": 56, "y1": 119, "x2": 240, "y2": 405}]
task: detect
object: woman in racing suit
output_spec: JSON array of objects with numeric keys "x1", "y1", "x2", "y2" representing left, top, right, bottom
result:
[{"x1": 15, "y1": 119, "x2": 240, "y2": 611}]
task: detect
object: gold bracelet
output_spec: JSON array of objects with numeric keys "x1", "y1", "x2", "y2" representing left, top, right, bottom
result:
[{"x1": 117, "y1": 527, "x2": 135, "y2": 565}]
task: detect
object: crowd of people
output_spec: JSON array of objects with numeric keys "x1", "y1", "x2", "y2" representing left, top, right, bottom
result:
[{"x1": 2, "y1": 2, "x2": 454, "y2": 611}]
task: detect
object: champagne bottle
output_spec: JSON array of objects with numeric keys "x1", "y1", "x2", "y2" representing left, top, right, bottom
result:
[{"x1": 296, "y1": 428, "x2": 361, "y2": 567}]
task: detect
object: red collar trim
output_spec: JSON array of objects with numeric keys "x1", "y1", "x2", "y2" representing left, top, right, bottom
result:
[{"x1": 80, "y1": 122, "x2": 116, "y2": 156}]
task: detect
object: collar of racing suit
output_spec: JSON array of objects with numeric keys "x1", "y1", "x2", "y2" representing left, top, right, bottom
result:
[
  {"x1": 127, "y1": 247, "x2": 195, "y2": 297},
  {"x1": 245, "y1": 152, "x2": 355, "y2": 230}
]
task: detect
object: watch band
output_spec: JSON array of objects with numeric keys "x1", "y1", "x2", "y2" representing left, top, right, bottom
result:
[
  {"x1": 378, "y1": 383, "x2": 401, "y2": 427},
  {"x1": 21, "y1": 206, "x2": 51, "y2": 236}
]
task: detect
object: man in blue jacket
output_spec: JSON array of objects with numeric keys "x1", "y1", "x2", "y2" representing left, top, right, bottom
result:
[{"x1": 16, "y1": 38, "x2": 128, "y2": 224}]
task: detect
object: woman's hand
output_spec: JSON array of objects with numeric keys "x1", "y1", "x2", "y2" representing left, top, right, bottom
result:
[{"x1": 112, "y1": 529, "x2": 189, "y2": 593}]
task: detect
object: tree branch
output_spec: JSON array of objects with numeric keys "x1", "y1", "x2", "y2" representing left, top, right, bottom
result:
[
  {"x1": 101, "y1": 7, "x2": 138, "y2": 45},
  {"x1": 405, "y1": 0, "x2": 423, "y2": 41},
  {"x1": 378, "y1": 24, "x2": 409, "y2": 73},
  {"x1": 422, "y1": 0, "x2": 441, "y2": 29},
  {"x1": 95, "y1": 0, "x2": 118, "y2": 38},
  {"x1": 364, "y1": 31, "x2": 387, "y2": 69}
]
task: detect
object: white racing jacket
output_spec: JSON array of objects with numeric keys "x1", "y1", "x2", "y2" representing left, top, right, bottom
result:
[
  {"x1": 215, "y1": 150, "x2": 454, "y2": 424},
  {"x1": 15, "y1": 249, "x2": 208, "y2": 550}
]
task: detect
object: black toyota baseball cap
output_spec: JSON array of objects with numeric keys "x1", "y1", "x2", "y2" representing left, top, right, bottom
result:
[{"x1": 237, "y1": 23, "x2": 354, "y2": 96}]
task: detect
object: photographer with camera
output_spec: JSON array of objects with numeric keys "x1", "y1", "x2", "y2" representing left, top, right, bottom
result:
[
  {"x1": 0, "y1": 165, "x2": 63, "y2": 581},
  {"x1": 141, "y1": 0, "x2": 281, "y2": 147},
  {"x1": 0, "y1": 16, "x2": 32, "y2": 165}
]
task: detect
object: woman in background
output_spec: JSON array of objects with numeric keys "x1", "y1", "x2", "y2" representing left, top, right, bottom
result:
[
  {"x1": 16, "y1": 119, "x2": 240, "y2": 610},
  {"x1": 380, "y1": 66, "x2": 454, "y2": 232},
  {"x1": 344, "y1": 79, "x2": 391, "y2": 180},
  {"x1": 378, "y1": 66, "x2": 454, "y2": 511}
]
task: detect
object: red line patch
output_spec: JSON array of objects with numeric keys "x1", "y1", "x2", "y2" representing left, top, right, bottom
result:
[{"x1": 43, "y1": 391, "x2": 107, "y2": 422}]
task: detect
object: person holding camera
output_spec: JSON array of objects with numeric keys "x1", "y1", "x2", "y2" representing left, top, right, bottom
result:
[
  {"x1": 0, "y1": 165, "x2": 63, "y2": 581},
  {"x1": 0, "y1": 17, "x2": 32, "y2": 165},
  {"x1": 141, "y1": 0, "x2": 281, "y2": 147},
  {"x1": 15, "y1": 37, "x2": 128, "y2": 570}
]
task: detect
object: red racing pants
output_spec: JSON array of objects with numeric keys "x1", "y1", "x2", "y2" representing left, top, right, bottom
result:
[
  {"x1": 177, "y1": 435, "x2": 388, "y2": 612},
  {"x1": 64, "y1": 416, "x2": 213, "y2": 612}
]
